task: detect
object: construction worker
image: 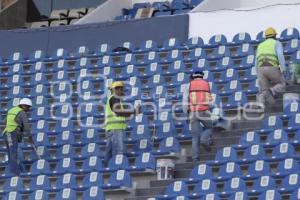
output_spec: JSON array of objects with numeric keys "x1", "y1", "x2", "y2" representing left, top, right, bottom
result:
[
  {"x1": 256, "y1": 27, "x2": 287, "y2": 106},
  {"x1": 183, "y1": 71, "x2": 230, "y2": 162},
  {"x1": 104, "y1": 81, "x2": 141, "y2": 166},
  {"x1": 3, "y1": 98, "x2": 33, "y2": 175}
]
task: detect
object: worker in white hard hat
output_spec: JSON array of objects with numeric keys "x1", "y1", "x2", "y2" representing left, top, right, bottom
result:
[
  {"x1": 2, "y1": 98, "x2": 33, "y2": 175},
  {"x1": 256, "y1": 27, "x2": 287, "y2": 107}
]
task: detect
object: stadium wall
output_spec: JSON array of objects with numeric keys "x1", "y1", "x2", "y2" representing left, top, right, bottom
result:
[
  {"x1": 0, "y1": 14, "x2": 189, "y2": 58},
  {"x1": 189, "y1": 4, "x2": 300, "y2": 43}
]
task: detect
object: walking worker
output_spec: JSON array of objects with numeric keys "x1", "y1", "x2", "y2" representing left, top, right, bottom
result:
[
  {"x1": 256, "y1": 27, "x2": 287, "y2": 106},
  {"x1": 3, "y1": 98, "x2": 33, "y2": 175},
  {"x1": 183, "y1": 71, "x2": 230, "y2": 162},
  {"x1": 104, "y1": 81, "x2": 141, "y2": 166}
]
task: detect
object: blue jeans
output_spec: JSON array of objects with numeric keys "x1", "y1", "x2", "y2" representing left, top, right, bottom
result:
[
  {"x1": 104, "y1": 130, "x2": 125, "y2": 166},
  {"x1": 190, "y1": 111, "x2": 229, "y2": 161},
  {"x1": 3, "y1": 132, "x2": 24, "y2": 175}
]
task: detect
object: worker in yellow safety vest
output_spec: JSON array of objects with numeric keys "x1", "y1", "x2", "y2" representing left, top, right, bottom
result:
[
  {"x1": 3, "y1": 98, "x2": 33, "y2": 175},
  {"x1": 104, "y1": 81, "x2": 141, "y2": 166},
  {"x1": 256, "y1": 27, "x2": 287, "y2": 106}
]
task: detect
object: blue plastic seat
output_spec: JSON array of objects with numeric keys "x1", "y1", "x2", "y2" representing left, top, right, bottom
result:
[
  {"x1": 71, "y1": 46, "x2": 90, "y2": 59},
  {"x1": 79, "y1": 156, "x2": 103, "y2": 173},
  {"x1": 3, "y1": 176, "x2": 24, "y2": 193},
  {"x1": 56, "y1": 188, "x2": 77, "y2": 200},
  {"x1": 4, "y1": 191, "x2": 22, "y2": 200},
  {"x1": 211, "y1": 56, "x2": 234, "y2": 72},
  {"x1": 82, "y1": 186, "x2": 105, "y2": 199},
  {"x1": 128, "y1": 152, "x2": 156, "y2": 172},
  {"x1": 52, "y1": 144, "x2": 76, "y2": 161},
  {"x1": 54, "y1": 173, "x2": 77, "y2": 190},
  {"x1": 219, "y1": 80, "x2": 242, "y2": 96},
  {"x1": 215, "y1": 68, "x2": 239, "y2": 84},
  {"x1": 160, "y1": 38, "x2": 180, "y2": 51},
  {"x1": 139, "y1": 62, "x2": 163, "y2": 78},
  {"x1": 49, "y1": 59, "x2": 69, "y2": 72},
  {"x1": 249, "y1": 176, "x2": 276, "y2": 195},
  {"x1": 221, "y1": 177, "x2": 246, "y2": 196},
  {"x1": 207, "y1": 45, "x2": 230, "y2": 61},
  {"x1": 269, "y1": 142, "x2": 297, "y2": 162},
  {"x1": 258, "y1": 115, "x2": 283, "y2": 133},
  {"x1": 183, "y1": 37, "x2": 204, "y2": 49},
  {"x1": 171, "y1": 0, "x2": 189, "y2": 10},
  {"x1": 31, "y1": 120, "x2": 50, "y2": 135},
  {"x1": 235, "y1": 131, "x2": 260, "y2": 149},
  {"x1": 27, "y1": 50, "x2": 46, "y2": 63},
  {"x1": 254, "y1": 31, "x2": 265, "y2": 44},
  {"x1": 127, "y1": 139, "x2": 153, "y2": 156},
  {"x1": 286, "y1": 113, "x2": 300, "y2": 131},
  {"x1": 116, "y1": 41, "x2": 135, "y2": 54},
  {"x1": 190, "y1": 58, "x2": 209, "y2": 73},
  {"x1": 97, "y1": 55, "x2": 114, "y2": 68},
  {"x1": 53, "y1": 157, "x2": 77, "y2": 175},
  {"x1": 153, "y1": 1, "x2": 170, "y2": 11},
  {"x1": 160, "y1": 49, "x2": 183, "y2": 64},
  {"x1": 46, "y1": 48, "x2": 68, "y2": 62},
  {"x1": 231, "y1": 32, "x2": 252, "y2": 45},
  {"x1": 283, "y1": 101, "x2": 300, "y2": 117},
  {"x1": 185, "y1": 47, "x2": 206, "y2": 63},
  {"x1": 102, "y1": 170, "x2": 132, "y2": 190},
  {"x1": 116, "y1": 53, "x2": 137, "y2": 67},
  {"x1": 136, "y1": 40, "x2": 158, "y2": 53},
  {"x1": 160, "y1": 181, "x2": 189, "y2": 199},
  {"x1": 51, "y1": 70, "x2": 70, "y2": 83},
  {"x1": 139, "y1": 51, "x2": 160, "y2": 66},
  {"x1": 153, "y1": 120, "x2": 177, "y2": 141},
  {"x1": 216, "y1": 162, "x2": 242, "y2": 181},
  {"x1": 77, "y1": 143, "x2": 102, "y2": 159},
  {"x1": 93, "y1": 43, "x2": 112, "y2": 57},
  {"x1": 78, "y1": 172, "x2": 104, "y2": 190},
  {"x1": 239, "y1": 144, "x2": 265, "y2": 164},
  {"x1": 163, "y1": 60, "x2": 185, "y2": 76},
  {"x1": 236, "y1": 54, "x2": 255, "y2": 70},
  {"x1": 31, "y1": 106, "x2": 51, "y2": 121},
  {"x1": 28, "y1": 175, "x2": 51, "y2": 192},
  {"x1": 207, "y1": 147, "x2": 238, "y2": 165},
  {"x1": 190, "y1": 179, "x2": 217, "y2": 198},
  {"x1": 77, "y1": 101, "x2": 104, "y2": 119},
  {"x1": 103, "y1": 154, "x2": 130, "y2": 172},
  {"x1": 186, "y1": 164, "x2": 213, "y2": 184},
  {"x1": 280, "y1": 27, "x2": 300, "y2": 41},
  {"x1": 232, "y1": 43, "x2": 255, "y2": 58},
  {"x1": 284, "y1": 39, "x2": 300, "y2": 55},
  {"x1": 292, "y1": 129, "x2": 300, "y2": 145},
  {"x1": 27, "y1": 159, "x2": 52, "y2": 176},
  {"x1": 207, "y1": 34, "x2": 227, "y2": 47},
  {"x1": 142, "y1": 74, "x2": 165, "y2": 90},
  {"x1": 77, "y1": 128, "x2": 101, "y2": 146},
  {"x1": 30, "y1": 83, "x2": 48, "y2": 97},
  {"x1": 289, "y1": 188, "x2": 300, "y2": 200},
  {"x1": 129, "y1": 124, "x2": 151, "y2": 142},
  {"x1": 28, "y1": 190, "x2": 49, "y2": 200},
  {"x1": 25, "y1": 62, "x2": 47, "y2": 75},
  {"x1": 153, "y1": 136, "x2": 181, "y2": 156},
  {"x1": 265, "y1": 129, "x2": 289, "y2": 146},
  {"x1": 228, "y1": 192, "x2": 248, "y2": 200},
  {"x1": 279, "y1": 173, "x2": 300, "y2": 193},
  {"x1": 221, "y1": 91, "x2": 247, "y2": 110},
  {"x1": 5, "y1": 52, "x2": 24, "y2": 65},
  {"x1": 238, "y1": 67, "x2": 257, "y2": 83},
  {"x1": 274, "y1": 158, "x2": 300, "y2": 177},
  {"x1": 258, "y1": 190, "x2": 282, "y2": 200}
]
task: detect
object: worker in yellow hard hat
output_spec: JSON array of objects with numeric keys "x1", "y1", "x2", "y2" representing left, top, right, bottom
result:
[
  {"x1": 104, "y1": 81, "x2": 141, "y2": 166},
  {"x1": 256, "y1": 27, "x2": 286, "y2": 107}
]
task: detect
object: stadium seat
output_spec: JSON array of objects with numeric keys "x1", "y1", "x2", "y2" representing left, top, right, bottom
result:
[
  {"x1": 274, "y1": 158, "x2": 300, "y2": 177},
  {"x1": 283, "y1": 101, "x2": 300, "y2": 117},
  {"x1": 249, "y1": 176, "x2": 276, "y2": 195},
  {"x1": 3, "y1": 176, "x2": 24, "y2": 193},
  {"x1": 280, "y1": 27, "x2": 300, "y2": 41},
  {"x1": 190, "y1": 179, "x2": 217, "y2": 198},
  {"x1": 55, "y1": 188, "x2": 77, "y2": 200},
  {"x1": 128, "y1": 152, "x2": 156, "y2": 172},
  {"x1": 82, "y1": 186, "x2": 105, "y2": 199},
  {"x1": 258, "y1": 190, "x2": 282, "y2": 200},
  {"x1": 239, "y1": 144, "x2": 265, "y2": 164},
  {"x1": 127, "y1": 139, "x2": 153, "y2": 156},
  {"x1": 207, "y1": 147, "x2": 238, "y2": 165},
  {"x1": 3, "y1": 191, "x2": 22, "y2": 200},
  {"x1": 54, "y1": 173, "x2": 77, "y2": 190},
  {"x1": 207, "y1": 45, "x2": 230, "y2": 61},
  {"x1": 228, "y1": 192, "x2": 248, "y2": 200},
  {"x1": 161, "y1": 49, "x2": 183, "y2": 64},
  {"x1": 158, "y1": 181, "x2": 189, "y2": 199},
  {"x1": 129, "y1": 124, "x2": 151, "y2": 142},
  {"x1": 207, "y1": 34, "x2": 227, "y2": 47},
  {"x1": 264, "y1": 129, "x2": 289, "y2": 146},
  {"x1": 216, "y1": 162, "x2": 242, "y2": 181},
  {"x1": 102, "y1": 170, "x2": 132, "y2": 190},
  {"x1": 153, "y1": 137, "x2": 181, "y2": 156},
  {"x1": 215, "y1": 68, "x2": 239, "y2": 84},
  {"x1": 28, "y1": 190, "x2": 49, "y2": 200},
  {"x1": 79, "y1": 156, "x2": 103, "y2": 173},
  {"x1": 231, "y1": 32, "x2": 252, "y2": 45},
  {"x1": 160, "y1": 38, "x2": 180, "y2": 51},
  {"x1": 27, "y1": 159, "x2": 52, "y2": 176},
  {"x1": 236, "y1": 54, "x2": 255, "y2": 70},
  {"x1": 78, "y1": 172, "x2": 104, "y2": 190},
  {"x1": 284, "y1": 39, "x2": 300, "y2": 54},
  {"x1": 185, "y1": 47, "x2": 206, "y2": 62},
  {"x1": 231, "y1": 43, "x2": 255, "y2": 58},
  {"x1": 93, "y1": 43, "x2": 112, "y2": 57},
  {"x1": 221, "y1": 177, "x2": 246, "y2": 196},
  {"x1": 186, "y1": 164, "x2": 214, "y2": 184},
  {"x1": 267, "y1": 142, "x2": 296, "y2": 161},
  {"x1": 279, "y1": 173, "x2": 300, "y2": 193},
  {"x1": 289, "y1": 188, "x2": 300, "y2": 200},
  {"x1": 136, "y1": 40, "x2": 158, "y2": 53},
  {"x1": 286, "y1": 113, "x2": 300, "y2": 131},
  {"x1": 258, "y1": 115, "x2": 283, "y2": 133},
  {"x1": 254, "y1": 31, "x2": 265, "y2": 44},
  {"x1": 27, "y1": 175, "x2": 51, "y2": 192},
  {"x1": 77, "y1": 143, "x2": 102, "y2": 160},
  {"x1": 190, "y1": 58, "x2": 209, "y2": 73},
  {"x1": 183, "y1": 37, "x2": 204, "y2": 49},
  {"x1": 103, "y1": 154, "x2": 130, "y2": 172},
  {"x1": 235, "y1": 131, "x2": 260, "y2": 149},
  {"x1": 52, "y1": 157, "x2": 77, "y2": 175}
]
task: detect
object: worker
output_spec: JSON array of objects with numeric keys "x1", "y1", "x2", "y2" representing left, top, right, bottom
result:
[
  {"x1": 3, "y1": 98, "x2": 33, "y2": 175},
  {"x1": 104, "y1": 81, "x2": 141, "y2": 166},
  {"x1": 256, "y1": 27, "x2": 287, "y2": 106},
  {"x1": 183, "y1": 71, "x2": 230, "y2": 162}
]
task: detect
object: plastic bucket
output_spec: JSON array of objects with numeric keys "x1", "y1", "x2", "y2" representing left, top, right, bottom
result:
[
  {"x1": 156, "y1": 159, "x2": 175, "y2": 180},
  {"x1": 283, "y1": 93, "x2": 300, "y2": 110}
]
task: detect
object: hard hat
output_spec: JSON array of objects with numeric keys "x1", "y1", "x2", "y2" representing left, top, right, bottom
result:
[
  {"x1": 191, "y1": 71, "x2": 204, "y2": 79},
  {"x1": 110, "y1": 81, "x2": 124, "y2": 89},
  {"x1": 19, "y1": 98, "x2": 33, "y2": 107},
  {"x1": 265, "y1": 27, "x2": 277, "y2": 37}
]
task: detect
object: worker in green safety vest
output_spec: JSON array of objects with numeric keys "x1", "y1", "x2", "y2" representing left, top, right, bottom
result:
[
  {"x1": 3, "y1": 98, "x2": 34, "y2": 175},
  {"x1": 256, "y1": 27, "x2": 287, "y2": 107},
  {"x1": 104, "y1": 81, "x2": 141, "y2": 166}
]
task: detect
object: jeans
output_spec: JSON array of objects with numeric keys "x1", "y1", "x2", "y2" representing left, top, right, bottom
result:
[
  {"x1": 3, "y1": 132, "x2": 24, "y2": 175},
  {"x1": 190, "y1": 111, "x2": 229, "y2": 161},
  {"x1": 104, "y1": 129, "x2": 125, "y2": 166}
]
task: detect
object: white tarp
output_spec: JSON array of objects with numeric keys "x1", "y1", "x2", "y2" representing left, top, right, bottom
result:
[{"x1": 189, "y1": 4, "x2": 300, "y2": 43}]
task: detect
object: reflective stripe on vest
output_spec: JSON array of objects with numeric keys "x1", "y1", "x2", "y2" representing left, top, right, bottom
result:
[
  {"x1": 189, "y1": 79, "x2": 210, "y2": 112},
  {"x1": 4, "y1": 106, "x2": 22, "y2": 134},
  {"x1": 105, "y1": 96, "x2": 127, "y2": 131},
  {"x1": 256, "y1": 38, "x2": 279, "y2": 68}
]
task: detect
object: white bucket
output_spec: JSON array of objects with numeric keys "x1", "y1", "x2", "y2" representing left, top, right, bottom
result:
[
  {"x1": 283, "y1": 93, "x2": 300, "y2": 110},
  {"x1": 156, "y1": 159, "x2": 175, "y2": 180}
]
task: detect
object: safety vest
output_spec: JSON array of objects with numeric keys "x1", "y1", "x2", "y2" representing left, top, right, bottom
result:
[
  {"x1": 105, "y1": 95, "x2": 127, "y2": 131},
  {"x1": 189, "y1": 79, "x2": 210, "y2": 112},
  {"x1": 4, "y1": 106, "x2": 22, "y2": 134},
  {"x1": 256, "y1": 38, "x2": 279, "y2": 68}
]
